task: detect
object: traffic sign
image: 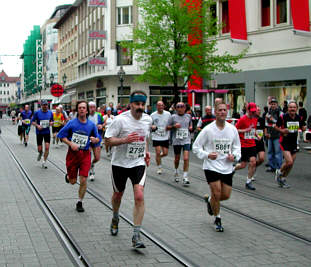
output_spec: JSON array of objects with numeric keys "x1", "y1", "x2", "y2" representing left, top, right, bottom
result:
[{"x1": 50, "y1": 84, "x2": 64, "y2": 97}]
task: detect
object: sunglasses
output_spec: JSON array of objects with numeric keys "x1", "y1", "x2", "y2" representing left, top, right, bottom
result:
[{"x1": 176, "y1": 105, "x2": 185, "y2": 108}]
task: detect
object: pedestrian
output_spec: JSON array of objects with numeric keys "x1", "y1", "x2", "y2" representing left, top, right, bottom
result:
[
  {"x1": 151, "y1": 101, "x2": 171, "y2": 175},
  {"x1": 103, "y1": 107, "x2": 114, "y2": 156},
  {"x1": 234, "y1": 102, "x2": 258, "y2": 190},
  {"x1": 168, "y1": 102, "x2": 193, "y2": 186},
  {"x1": 87, "y1": 101, "x2": 104, "y2": 181},
  {"x1": 196, "y1": 105, "x2": 216, "y2": 132},
  {"x1": 57, "y1": 101, "x2": 100, "y2": 212},
  {"x1": 265, "y1": 98, "x2": 283, "y2": 173},
  {"x1": 31, "y1": 100, "x2": 54, "y2": 169},
  {"x1": 193, "y1": 102, "x2": 241, "y2": 232},
  {"x1": 274, "y1": 101, "x2": 306, "y2": 188},
  {"x1": 104, "y1": 90, "x2": 152, "y2": 248}
]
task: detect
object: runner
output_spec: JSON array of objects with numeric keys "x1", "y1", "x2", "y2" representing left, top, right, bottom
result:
[
  {"x1": 20, "y1": 104, "x2": 33, "y2": 147},
  {"x1": 193, "y1": 102, "x2": 241, "y2": 232},
  {"x1": 150, "y1": 101, "x2": 171, "y2": 175},
  {"x1": 104, "y1": 90, "x2": 152, "y2": 248},
  {"x1": 196, "y1": 105, "x2": 215, "y2": 132},
  {"x1": 255, "y1": 106, "x2": 266, "y2": 171},
  {"x1": 88, "y1": 101, "x2": 104, "y2": 181},
  {"x1": 274, "y1": 101, "x2": 306, "y2": 188},
  {"x1": 17, "y1": 107, "x2": 23, "y2": 143},
  {"x1": 103, "y1": 107, "x2": 114, "y2": 157},
  {"x1": 52, "y1": 107, "x2": 65, "y2": 145},
  {"x1": 57, "y1": 101, "x2": 100, "y2": 212},
  {"x1": 168, "y1": 102, "x2": 192, "y2": 185},
  {"x1": 11, "y1": 109, "x2": 16, "y2": 125},
  {"x1": 234, "y1": 102, "x2": 258, "y2": 190},
  {"x1": 31, "y1": 100, "x2": 54, "y2": 169}
]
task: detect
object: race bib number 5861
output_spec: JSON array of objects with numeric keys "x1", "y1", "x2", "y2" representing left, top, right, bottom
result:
[{"x1": 214, "y1": 139, "x2": 231, "y2": 154}]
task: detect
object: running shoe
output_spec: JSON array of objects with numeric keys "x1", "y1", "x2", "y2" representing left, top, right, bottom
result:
[
  {"x1": 182, "y1": 177, "x2": 190, "y2": 186},
  {"x1": 37, "y1": 152, "x2": 42, "y2": 161},
  {"x1": 24, "y1": 142, "x2": 27, "y2": 147},
  {"x1": 214, "y1": 217, "x2": 224, "y2": 232},
  {"x1": 275, "y1": 169, "x2": 283, "y2": 187},
  {"x1": 132, "y1": 234, "x2": 146, "y2": 249},
  {"x1": 157, "y1": 168, "x2": 162, "y2": 175},
  {"x1": 266, "y1": 168, "x2": 275, "y2": 173},
  {"x1": 204, "y1": 194, "x2": 213, "y2": 216},
  {"x1": 41, "y1": 161, "x2": 47, "y2": 169},
  {"x1": 280, "y1": 178, "x2": 290, "y2": 189},
  {"x1": 110, "y1": 218, "x2": 119, "y2": 236},
  {"x1": 89, "y1": 165, "x2": 95, "y2": 181},
  {"x1": 89, "y1": 174, "x2": 95, "y2": 181},
  {"x1": 251, "y1": 176, "x2": 256, "y2": 182},
  {"x1": 174, "y1": 173, "x2": 179, "y2": 183},
  {"x1": 65, "y1": 174, "x2": 69, "y2": 183},
  {"x1": 245, "y1": 182, "x2": 256, "y2": 190},
  {"x1": 76, "y1": 201, "x2": 84, "y2": 212}
]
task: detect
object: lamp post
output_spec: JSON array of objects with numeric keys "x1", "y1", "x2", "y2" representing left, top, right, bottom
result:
[
  {"x1": 117, "y1": 66, "x2": 125, "y2": 104},
  {"x1": 62, "y1": 73, "x2": 67, "y2": 93},
  {"x1": 49, "y1": 73, "x2": 54, "y2": 86}
]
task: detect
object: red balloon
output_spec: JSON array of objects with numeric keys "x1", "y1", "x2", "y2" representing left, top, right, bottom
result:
[{"x1": 50, "y1": 84, "x2": 64, "y2": 97}]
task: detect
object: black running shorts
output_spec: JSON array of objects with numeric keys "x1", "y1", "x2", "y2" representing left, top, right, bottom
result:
[
  {"x1": 204, "y1": 169, "x2": 233, "y2": 187},
  {"x1": 36, "y1": 134, "x2": 51, "y2": 146},
  {"x1": 111, "y1": 165, "x2": 146, "y2": 192},
  {"x1": 255, "y1": 140, "x2": 265, "y2": 153},
  {"x1": 152, "y1": 140, "x2": 169, "y2": 148},
  {"x1": 280, "y1": 142, "x2": 298, "y2": 154},
  {"x1": 241, "y1": 146, "x2": 257, "y2": 162}
]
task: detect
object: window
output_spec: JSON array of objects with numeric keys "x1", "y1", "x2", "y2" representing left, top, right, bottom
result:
[
  {"x1": 261, "y1": 0, "x2": 270, "y2": 26},
  {"x1": 221, "y1": 1, "x2": 230, "y2": 34},
  {"x1": 117, "y1": 6, "x2": 133, "y2": 25},
  {"x1": 276, "y1": 0, "x2": 287, "y2": 24},
  {"x1": 86, "y1": 90, "x2": 94, "y2": 100},
  {"x1": 96, "y1": 88, "x2": 106, "y2": 97},
  {"x1": 118, "y1": 86, "x2": 130, "y2": 105},
  {"x1": 117, "y1": 41, "x2": 133, "y2": 66},
  {"x1": 78, "y1": 92, "x2": 85, "y2": 100}
]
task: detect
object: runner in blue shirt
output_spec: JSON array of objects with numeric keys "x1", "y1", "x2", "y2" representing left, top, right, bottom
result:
[
  {"x1": 31, "y1": 100, "x2": 54, "y2": 169},
  {"x1": 20, "y1": 105, "x2": 33, "y2": 147},
  {"x1": 57, "y1": 100, "x2": 100, "y2": 212}
]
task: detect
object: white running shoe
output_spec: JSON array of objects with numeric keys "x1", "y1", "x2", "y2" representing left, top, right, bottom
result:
[
  {"x1": 182, "y1": 177, "x2": 190, "y2": 186},
  {"x1": 157, "y1": 168, "x2": 162, "y2": 175},
  {"x1": 41, "y1": 161, "x2": 47, "y2": 169},
  {"x1": 89, "y1": 174, "x2": 95, "y2": 181},
  {"x1": 174, "y1": 173, "x2": 179, "y2": 182},
  {"x1": 37, "y1": 152, "x2": 43, "y2": 162}
]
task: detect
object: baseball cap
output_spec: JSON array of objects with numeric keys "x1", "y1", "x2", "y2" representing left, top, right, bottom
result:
[
  {"x1": 247, "y1": 102, "x2": 257, "y2": 112},
  {"x1": 106, "y1": 107, "x2": 111, "y2": 111},
  {"x1": 270, "y1": 98, "x2": 278, "y2": 103},
  {"x1": 41, "y1": 99, "x2": 48, "y2": 105}
]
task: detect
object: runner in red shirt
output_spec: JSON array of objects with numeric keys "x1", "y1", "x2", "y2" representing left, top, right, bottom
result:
[{"x1": 234, "y1": 102, "x2": 258, "y2": 190}]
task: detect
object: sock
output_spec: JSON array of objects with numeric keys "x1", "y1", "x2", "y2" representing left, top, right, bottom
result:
[
  {"x1": 214, "y1": 214, "x2": 221, "y2": 219},
  {"x1": 158, "y1": 164, "x2": 162, "y2": 169},
  {"x1": 78, "y1": 198, "x2": 82, "y2": 202},
  {"x1": 175, "y1": 169, "x2": 178, "y2": 174},
  {"x1": 133, "y1": 225, "x2": 141, "y2": 237},
  {"x1": 113, "y1": 211, "x2": 119, "y2": 220},
  {"x1": 183, "y1": 172, "x2": 188, "y2": 178},
  {"x1": 246, "y1": 178, "x2": 252, "y2": 184},
  {"x1": 208, "y1": 196, "x2": 211, "y2": 203}
]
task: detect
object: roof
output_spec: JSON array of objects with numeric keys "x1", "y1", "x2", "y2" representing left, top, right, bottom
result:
[
  {"x1": 54, "y1": 0, "x2": 83, "y2": 29},
  {"x1": 50, "y1": 4, "x2": 72, "y2": 20},
  {"x1": 0, "y1": 70, "x2": 20, "y2": 83}
]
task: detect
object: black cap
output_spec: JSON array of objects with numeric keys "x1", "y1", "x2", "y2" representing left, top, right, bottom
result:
[
  {"x1": 270, "y1": 98, "x2": 278, "y2": 103},
  {"x1": 41, "y1": 99, "x2": 48, "y2": 105}
]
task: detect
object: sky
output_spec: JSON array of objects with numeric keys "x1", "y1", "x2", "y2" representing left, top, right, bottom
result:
[{"x1": 0, "y1": 0, "x2": 73, "y2": 77}]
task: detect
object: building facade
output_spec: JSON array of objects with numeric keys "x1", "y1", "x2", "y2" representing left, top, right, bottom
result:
[{"x1": 0, "y1": 70, "x2": 20, "y2": 112}]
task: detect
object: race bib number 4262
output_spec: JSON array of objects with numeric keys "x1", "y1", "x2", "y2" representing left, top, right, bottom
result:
[
  {"x1": 71, "y1": 133, "x2": 88, "y2": 149},
  {"x1": 126, "y1": 142, "x2": 145, "y2": 159}
]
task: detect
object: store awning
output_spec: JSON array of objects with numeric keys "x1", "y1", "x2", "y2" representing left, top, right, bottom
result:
[
  {"x1": 180, "y1": 89, "x2": 229, "y2": 93},
  {"x1": 228, "y1": 0, "x2": 248, "y2": 43},
  {"x1": 52, "y1": 91, "x2": 75, "y2": 104},
  {"x1": 291, "y1": 0, "x2": 311, "y2": 36}
]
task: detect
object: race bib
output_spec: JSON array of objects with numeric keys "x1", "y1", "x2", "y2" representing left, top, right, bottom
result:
[
  {"x1": 256, "y1": 129, "x2": 264, "y2": 138},
  {"x1": 24, "y1": 119, "x2": 31, "y2": 125},
  {"x1": 176, "y1": 128, "x2": 189, "y2": 139},
  {"x1": 71, "y1": 133, "x2": 88, "y2": 149},
  {"x1": 214, "y1": 139, "x2": 231, "y2": 155},
  {"x1": 245, "y1": 129, "x2": 256, "y2": 139},
  {"x1": 126, "y1": 142, "x2": 145, "y2": 159},
  {"x1": 287, "y1": 121, "x2": 299, "y2": 133},
  {"x1": 156, "y1": 127, "x2": 166, "y2": 137},
  {"x1": 40, "y1": 120, "x2": 50, "y2": 128}
]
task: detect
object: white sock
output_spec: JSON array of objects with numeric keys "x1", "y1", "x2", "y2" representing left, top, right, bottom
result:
[
  {"x1": 158, "y1": 164, "x2": 162, "y2": 169},
  {"x1": 175, "y1": 169, "x2": 178, "y2": 174},
  {"x1": 246, "y1": 178, "x2": 252, "y2": 184},
  {"x1": 214, "y1": 214, "x2": 221, "y2": 219},
  {"x1": 183, "y1": 172, "x2": 188, "y2": 178}
]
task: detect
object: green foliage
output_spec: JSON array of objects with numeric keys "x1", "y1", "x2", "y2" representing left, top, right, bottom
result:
[{"x1": 122, "y1": 0, "x2": 245, "y2": 95}]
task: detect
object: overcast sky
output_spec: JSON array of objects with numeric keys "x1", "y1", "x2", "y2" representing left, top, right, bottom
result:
[{"x1": 0, "y1": 0, "x2": 73, "y2": 77}]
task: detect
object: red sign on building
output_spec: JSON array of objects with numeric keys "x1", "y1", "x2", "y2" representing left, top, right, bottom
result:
[{"x1": 50, "y1": 84, "x2": 64, "y2": 97}]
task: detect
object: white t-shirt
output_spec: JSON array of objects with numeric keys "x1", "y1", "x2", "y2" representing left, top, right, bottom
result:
[
  {"x1": 103, "y1": 115, "x2": 114, "y2": 130},
  {"x1": 193, "y1": 121, "x2": 241, "y2": 174},
  {"x1": 104, "y1": 110, "x2": 152, "y2": 168},
  {"x1": 150, "y1": 110, "x2": 171, "y2": 141}
]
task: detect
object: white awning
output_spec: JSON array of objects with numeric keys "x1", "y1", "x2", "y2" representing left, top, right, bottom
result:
[{"x1": 52, "y1": 91, "x2": 76, "y2": 104}]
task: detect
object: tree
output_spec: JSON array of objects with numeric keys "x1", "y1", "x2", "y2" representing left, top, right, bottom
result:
[{"x1": 122, "y1": 0, "x2": 245, "y2": 102}]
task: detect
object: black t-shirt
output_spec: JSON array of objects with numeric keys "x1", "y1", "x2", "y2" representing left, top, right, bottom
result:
[
  {"x1": 277, "y1": 113, "x2": 305, "y2": 144},
  {"x1": 200, "y1": 115, "x2": 216, "y2": 129}
]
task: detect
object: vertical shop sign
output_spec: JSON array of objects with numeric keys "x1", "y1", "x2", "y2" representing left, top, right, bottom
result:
[{"x1": 36, "y1": 39, "x2": 43, "y2": 87}]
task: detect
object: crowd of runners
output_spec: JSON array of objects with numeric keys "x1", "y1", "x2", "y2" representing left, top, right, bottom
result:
[{"x1": 2, "y1": 92, "x2": 310, "y2": 245}]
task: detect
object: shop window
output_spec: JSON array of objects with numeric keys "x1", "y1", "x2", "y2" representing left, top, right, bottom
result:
[
  {"x1": 221, "y1": 1, "x2": 230, "y2": 34},
  {"x1": 86, "y1": 90, "x2": 94, "y2": 100},
  {"x1": 276, "y1": 0, "x2": 287, "y2": 24},
  {"x1": 117, "y1": 41, "x2": 133, "y2": 66},
  {"x1": 149, "y1": 86, "x2": 178, "y2": 111},
  {"x1": 96, "y1": 88, "x2": 106, "y2": 97},
  {"x1": 78, "y1": 92, "x2": 85, "y2": 100},
  {"x1": 118, "y1": 86, "x2": 130, "y2": 105},
  {"x1": 261, "y1": 0, "x2": 270, "y2": 27}
]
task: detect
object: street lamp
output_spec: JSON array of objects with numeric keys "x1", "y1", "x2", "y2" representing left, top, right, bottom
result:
[
  {"x1": 62, "y1": 73, "x2": 67, "y2": 93},
  {"x1": 117, "y1": 66, "x2": 125, "y2": 103}
]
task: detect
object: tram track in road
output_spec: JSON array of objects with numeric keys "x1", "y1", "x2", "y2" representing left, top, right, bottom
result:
[
  {"x1": 0, "y1": 135, "x2": 91, "y2": 267},
  {"x1": 0, "y1": 125, "x2": 198, "y2": 267}
]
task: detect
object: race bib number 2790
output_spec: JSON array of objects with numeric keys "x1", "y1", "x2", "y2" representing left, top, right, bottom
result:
[{"x1": 126, "y1": 142, "x2": 145, "y2": 159}]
